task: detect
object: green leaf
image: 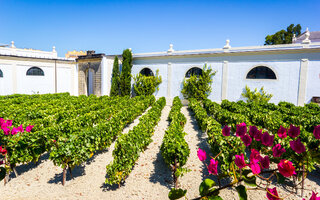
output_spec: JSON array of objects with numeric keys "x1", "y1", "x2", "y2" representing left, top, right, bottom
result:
[
  {"x1": 242, "y1": 169, "x2": 257, "y2": 187},
  {"x1": 208, "y1": 196, "x2": 223, "y2": 200},
  {"x1": 168, "y1": 188, "x2": 187, "y2": 200},
  {"x1": 236, "y1": 185, "x2": 247, "y2": 200},
  {"x1": 242, "y1": 175, "x2": 257, "y2": 187},
  {"x1": 199, "y1": 178, "x2": 216, "y2": 196},
  {"x1": 276, "y1": 172, "x2": 285, "y2": 184},
  {"x1": 0, "y1": 167, "x2": 6, "y2": 181}
]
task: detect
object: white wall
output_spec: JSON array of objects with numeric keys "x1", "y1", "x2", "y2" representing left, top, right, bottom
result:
[
  {"x1": 306, "y1": 60, "x2": 320, "y2": 103},
  {"x1": 57, "y1": 66, "x2": 72, "y2": 93},
  {"x1": 227, "y1": 61, "x2": 300, "y2": 104},
  {"x1": 132, "y1": 52, "x2": 320, "y2": 105},
  {"x1": 0, "y1": 57, "x2": 76, "y2": 96},
  {"x1": 17, "y1": 65, "x2": 54, "y2": 94},
  {"x1": 0, "y1": 64, "x2": 14, "y2": 95}
]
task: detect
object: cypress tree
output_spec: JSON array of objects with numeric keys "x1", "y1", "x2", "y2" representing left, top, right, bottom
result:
[
  {"x1": 119, "y1": 49, "x2": 133, "y2": 96},
  {"x1": 110, "y1": 56, "x2": 120, "y2": 96}
]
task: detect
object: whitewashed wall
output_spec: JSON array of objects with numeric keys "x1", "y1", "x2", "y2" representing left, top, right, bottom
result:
[
  {"x1": 17, "y1": 65, "x2": 54, "y2": 94},
  {"x1": 132, "y1": 52, "x2": 320, "y2": 105},
  {"x1": 306, "y1": 61, "x2": 320, "y2": 103},
  {"x1": 0, "y1": 58, "x2": 76, "y2": 95},
  {"x1": 57, "y1": 66, "x2": 73, "y2": 93},
  {"x1": 0, "y1": 64, "x2": 14, "y2": 95},
  {"x1": 227, "y1": 61, "x2": 300, "y2": 104}
]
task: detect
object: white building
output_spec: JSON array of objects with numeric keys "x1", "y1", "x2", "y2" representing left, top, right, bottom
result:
[
  {"x1": 0, "y1": 41, "x2": 76, "y2": 96},
  {"x1": 1, "y1": 29, "x2": 320, "y2": 105}
]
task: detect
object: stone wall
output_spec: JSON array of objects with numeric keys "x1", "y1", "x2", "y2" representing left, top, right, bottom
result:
[{"x1": 78, "y1": 60, "x2": 102, "y2": 96}]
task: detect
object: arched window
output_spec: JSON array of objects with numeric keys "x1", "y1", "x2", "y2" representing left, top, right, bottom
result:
[
  {"x1": 246, "y1": 66, "x2": 276, "y2": 79},
  {"x1": 26, "y1": 67, "x2": 44, "y2": 76},
  {"x1": 0, "y1": 69, "x2": 3, "y2": 78},
  {"x1": 185, "y1": 67, "x2": 203, "y2": 78},
  {"x1": 140, "y1": 68, "x2": 154, "y2": 76}
]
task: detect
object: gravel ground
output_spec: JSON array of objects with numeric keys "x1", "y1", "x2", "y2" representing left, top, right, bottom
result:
[{"x1": 0, "y1": 105, "x2": 319, "y2": 200}]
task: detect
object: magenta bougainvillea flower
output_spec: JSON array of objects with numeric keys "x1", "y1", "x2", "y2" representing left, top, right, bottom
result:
[
  {"x1": 249, "y1": 162, "x2": 261, "y2": 174},
  {"x1": 0, "y1": 146, "x2": 7, "y2": 155},
  {"x1": 250, "y1": 149, "x2": 262, "y2": 163},
  {"x1": 272, "y1": 144, "x2": 286, "y2": 157},
  {"x1": 17, "y1": 124, "x2": 24, "y2": 132},
  {"x1": 234, "y1": 154, "x2": 246, "y2": 169},
  {"x1": 307, "y1": 191, "x2": 320, "y2": 200},
  {"x1": 2, "y1": 127, "x2": 10, "y2": 135},
  {"x1": 278, "y1": 159, "x2": 295, "y2": 177},
  {"x1": 197, "y1": 148, "x2": 207, "y2": 161},
  {"x1": 277, "y1": 125, "x2": 287, "y2": 138},
  {"x1": 26, "y1": 125, "x2": 34, "y2": 133},
  {"x1": 222, "y1": 125, "x2": 231, "y2": 136},
  {"x1": 6, "y1": 120, "x2": 13, "y2": 127},
  {"x1": 266, "y1": 187, "x2": 281, "y2": 200},
  {"x1": 1, "y1": 123, "x2": 8, "y2": 130},
  {"x1": 208, "y1": 159, "x2": 218, "y2": 175},
  {"x1": 290, "y1": 138, "x2": 306, "y2": 154},
  {"x1": 254, "y1": 129, "x2": 262, "y2": 141},
  {"x1": 260, "y1": 155, "x2": 270, "y2": 169},
  {"x1": 261, "y1": 132, "x2": 274, "y2": 146},
  {"x1": 11, "y1": 127, "x2": 19, "y2": 135},
  {"x1": 236, "y1": 122, "x2": 247, "y2": 137},
  {"x1": 313, "y1": 125, "x2": 320, "y2": 139},
  {"x1": 241, "y1": 133, "x2": 252, "y2": 147},
  {"x1": 288, "y1": 124, "x2": 300, "y2": 138},
  {"x1": 249, "y1": 126, "x2": 258, "y2": 138}
]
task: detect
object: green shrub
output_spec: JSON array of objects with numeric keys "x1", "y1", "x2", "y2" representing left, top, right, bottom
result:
[
  {"x1": 181, "y1": 64, "x2": 216, "y2": 101},
  {"x1": 119, "y1": 49, "x2": 133, "y2": 96},
  {"x1": 241, "y1": 85, "x2": 273, "y2": 104},
  {"x1": 110, "y1": 56, "x2": 120, "y2": 96},
  {"x1": 133, "y1": 69, "x2": 162, "y2": 96}
]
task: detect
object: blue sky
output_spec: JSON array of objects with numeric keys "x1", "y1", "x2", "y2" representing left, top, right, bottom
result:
[{"x1": 1, "y1": 0, "x2": 319, "y2": 56}]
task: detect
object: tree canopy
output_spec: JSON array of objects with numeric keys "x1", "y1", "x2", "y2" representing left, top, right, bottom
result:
[{"x1": 265, "y1": 24, "x2": 301, "y2": 45}]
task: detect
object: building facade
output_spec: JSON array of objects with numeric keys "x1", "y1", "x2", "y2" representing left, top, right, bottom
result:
[
  {"x1": 0, "y1": 42, "x2": 77, "y2": 96},
  {"x1": 1, "y1": 29, "x2": 320, "y2": 105}
]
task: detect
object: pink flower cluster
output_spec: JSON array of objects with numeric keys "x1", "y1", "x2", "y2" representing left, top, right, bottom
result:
[
  {"x1": 0, "y1": 118, "x2": 34, "y2": 136},
  {"x1": 235, "y1": 123, "x2": 274, "y2": 147},
  {"x1": 197, "y1": 148, "x2": 218, "y2": 175},
  {"x1": 230, "y1": 123, "x2": 315, "y2": 156},
  {"x1": 234, "y1": 148, "x2": 296, "y2": 177},
  {"x1": 234, "y1": 149, "x2": 270, "y2": 175}
]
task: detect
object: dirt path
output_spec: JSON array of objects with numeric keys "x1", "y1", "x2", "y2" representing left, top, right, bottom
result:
[{"x1": 178, "y1": 106, "x2": 212, "y2": 199}]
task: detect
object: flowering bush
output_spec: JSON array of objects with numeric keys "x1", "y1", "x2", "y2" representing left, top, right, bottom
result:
[
  {"x1": 0, "y1": 118, "x2": 34, "y2": 181},
  {"x1": 187, "y1": 98, "x2": 320, "y2": 200}
]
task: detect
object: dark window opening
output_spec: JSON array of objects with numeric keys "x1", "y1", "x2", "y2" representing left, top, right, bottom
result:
[
  {"x1": 26, "y1": 67, "x2": 44, "y2": 76},
  {"x1": 246, "y1": 66, "x2": 276, "y2": 79},
  {"x1": 140, "y1": 68, "x2": 154, "y2": 76},
  {"x1": 185, "y1": 67, "x2": 203, "y2": 78},
  {"x1": 0, "y1": 69, "x2": 3, "y2": 78}
]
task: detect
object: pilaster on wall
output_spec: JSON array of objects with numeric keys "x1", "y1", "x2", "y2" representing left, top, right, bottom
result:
[
  {"x1": 297, "y1": 59, "x2": 309, "y2": 106},
  {"x1": 221, "y1": 61, "x2": 228, "y2": 100},
  {"x1": 167, "y1": 62, "x2": 172, "y2": 100}
]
